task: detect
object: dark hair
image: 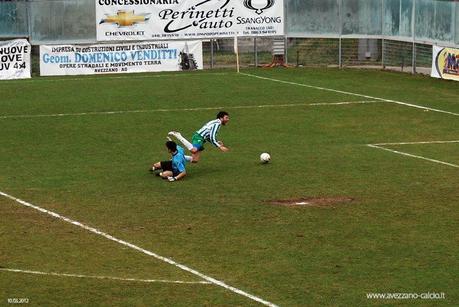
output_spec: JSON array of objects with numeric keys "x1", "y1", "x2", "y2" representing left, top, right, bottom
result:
[
  {"x1": 217, "y1": 111, "x2": 229, "y2": 119},
  {"x1": 166, "y1": 141, "x2": 177, "y2": 152}
]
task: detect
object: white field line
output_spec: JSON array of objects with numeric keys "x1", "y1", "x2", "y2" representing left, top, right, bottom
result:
[
  {"x1": 1, "y1": 72, "x2": 229, "y2": 83},
  {"x1": 0, "y1": 268, "x2": 211, "y2": 285},
  {"x1": 0, "y1": 191, "x2": 278, "y2": 307},
  {"x1": 240, "y1": 72, "x2": 459, "y2": 117},
  {"x1": 372, "y1": 140, "x2": 459, "y2": 146},
  {"x1": 0, "y1": 100, "x2": 379, "y2": 120},
  {"x1": 367, "y1": 144, "x2": 459, "y2": 168}
]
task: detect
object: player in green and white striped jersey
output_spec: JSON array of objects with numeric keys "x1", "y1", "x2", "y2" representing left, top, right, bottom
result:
[{"x1": 168, "y1": 111, "x2": 230, "y2": 163}]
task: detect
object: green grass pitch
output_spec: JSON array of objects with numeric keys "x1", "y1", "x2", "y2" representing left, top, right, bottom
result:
[{"x1": 0, "y1": 68, "x2": 458, "y2": 306}]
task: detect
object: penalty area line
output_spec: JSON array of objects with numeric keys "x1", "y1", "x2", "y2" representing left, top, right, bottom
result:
[
  {"x1": 0, "y1": 100, "x2": 379, "y2": 120},
  {"x1": 240, "y1": 72, "x2": 459, "y2": 117},
  {"x1": 372, "y1": 140, "x2": 459, "y2": 146},
  {"x1": 0, "y1": 191, "x2": 279, "y2": 307},
  {"x1": 0, "y1": 268, "x2": 211, "y2": 285},
  {"x1": 367, "y1": 144, "x2": 459, "y2": 168}
]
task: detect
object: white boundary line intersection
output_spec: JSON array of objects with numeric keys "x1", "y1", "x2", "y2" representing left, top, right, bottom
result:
[
  {"x1": 240, "y1": 72, "x2": 459, "y2": 117},
  {"x1": 0, "y1": 191, "x2": 279, "y2": 307}
]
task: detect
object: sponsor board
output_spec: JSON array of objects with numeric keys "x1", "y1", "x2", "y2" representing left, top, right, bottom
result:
[
  {"x1": 40, "y1": 40, "x2": 202, "y2": 76},
  {"x1": 431, "y1": 45, "x2": 459, "y2": 81},
  {"x1": 96, "y1": 0, "x2": 284, "y2": 41},
  {"x1": 0, "y1": 39, "x2": 31, "y2": 80}
]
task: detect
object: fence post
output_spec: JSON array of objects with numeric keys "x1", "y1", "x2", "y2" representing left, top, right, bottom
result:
[
  {"x1": 381, "y1": 0, "x2": 385, "y2": 69},
  {"x1": 210, "y1": 39, "x2": 214, "y2": 69},
  {"x1": 339, "y1": 0, "x2": 343, "y2": 68},
  {"x1": 382, "y1": 38, "x2": 385, "y2": 69},
  {"x1": 284, "y1": 36, "x2": 288, "y2": 65},
  {"x1": 411, "y1": 0, "x2": 416, "y2": 74},
  {"x1": 254, "y1": 37, "x2": 258, "y2": 67},
  {"x1": 339, "y1": 38, "x2": 342, "y2": 68},
  {"x1": 453, "y1": 2, "x2": 457, "y2": 47},
  {"x1": 297, "y1": 48, "x2": 299, "y2": 67}
]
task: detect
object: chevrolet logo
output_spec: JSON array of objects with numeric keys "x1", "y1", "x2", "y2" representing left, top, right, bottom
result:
[{"x1": 99, "y1": 10, "x2": 150, "y2": 27}]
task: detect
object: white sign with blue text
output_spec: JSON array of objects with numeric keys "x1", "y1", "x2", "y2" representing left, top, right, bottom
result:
[
  {"x1": 40, "y1": 40, "x2": 202, "y2": 76},
  {"x1": 96, "y1": 0, "x2": 284, "y2": 41}
]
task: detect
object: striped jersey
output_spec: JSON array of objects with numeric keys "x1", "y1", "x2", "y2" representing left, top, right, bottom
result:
[{"x1": 196, "y1": 119, "x2": 222, "y2": 147}]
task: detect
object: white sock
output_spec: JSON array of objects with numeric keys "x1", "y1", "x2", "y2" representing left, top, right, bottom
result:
[
  {"x1": 171, "y1": 131, "x2": 194, "y2": 151},
  {"x1": 184, "y1": 155, "x2": 193, "y2": 162}
]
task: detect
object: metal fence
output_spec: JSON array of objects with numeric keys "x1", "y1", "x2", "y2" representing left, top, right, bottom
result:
[
  {"x1": 199, "y1": 37, "x2": 434, "y2": 75},
  {"x1": 1, "y1": 0, "x2": 458, "y2": 46},
  {"x1": 2, "y1": 0, "x2": 458, "y2": 76}
]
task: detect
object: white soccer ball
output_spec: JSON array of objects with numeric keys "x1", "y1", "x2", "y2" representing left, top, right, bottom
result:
[{"x1": 260, "y1": 152, "x2": 271, "y2": 163}]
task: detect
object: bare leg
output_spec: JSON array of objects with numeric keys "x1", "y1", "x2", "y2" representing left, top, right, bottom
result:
[
  {"x1": 191, "y1": 150, "x2": 201, "y2": 163},
  {"x1": 150, "y1": 162, "x2": 161, "y2": 171},
  {"x1": 160, "y1": 170, "x2": 173, "y2": 178}
]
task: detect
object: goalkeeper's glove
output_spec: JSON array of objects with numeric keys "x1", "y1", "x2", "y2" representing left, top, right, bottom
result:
[{"x1": 167, "y1": 176, "x2": 177, "y2": 182}]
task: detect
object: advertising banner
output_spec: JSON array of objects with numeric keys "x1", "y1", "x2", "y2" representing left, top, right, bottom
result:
[
  {"x1": 96, "y1": 0, "x2": 284, "y2": 41},
  {"x1": 40, "y1": 40, "x2": 202, "y2": 76},
  {"x1": 431, "y1": 45, "x2": 459, "y2": 82},
  {"x1": 0, "y1": 39, "x2": 31, "y2": 80}
]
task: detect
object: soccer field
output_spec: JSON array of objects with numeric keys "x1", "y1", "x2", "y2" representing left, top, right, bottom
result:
[{"x1": 1, "y1": 68, "x2": 458, "y2": 306}]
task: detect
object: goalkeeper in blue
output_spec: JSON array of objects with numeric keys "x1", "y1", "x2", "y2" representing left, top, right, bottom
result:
[
  {"x1": 168, "y1": 111, "x2": 230, "y2": 163},
  {"x1": 150, "y1": 141, "x2": 187, "y2": 182}
]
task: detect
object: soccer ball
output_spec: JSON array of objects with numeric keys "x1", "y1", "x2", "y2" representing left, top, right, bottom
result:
[{"x1": 260, "y1": 153, "x2": 271, "y2": 163}]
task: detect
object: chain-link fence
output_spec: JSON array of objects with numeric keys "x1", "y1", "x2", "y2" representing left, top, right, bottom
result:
[{"x1": 200, "y1": 37, "x2": 436, "y2": 75}]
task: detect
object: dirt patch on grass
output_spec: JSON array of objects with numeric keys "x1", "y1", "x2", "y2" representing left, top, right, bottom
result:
[{"x1": 267, "y1": 197, "x2": 354, "y2": 207}]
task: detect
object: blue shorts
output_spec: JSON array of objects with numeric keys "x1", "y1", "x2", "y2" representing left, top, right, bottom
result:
[{"x1": 193, "y1": 143, "x2": 204, "y2": 151}]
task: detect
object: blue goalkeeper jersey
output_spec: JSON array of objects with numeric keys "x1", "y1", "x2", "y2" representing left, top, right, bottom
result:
[{"x1": 171, "y1": 145, "x2": 186, "y2": 174}]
